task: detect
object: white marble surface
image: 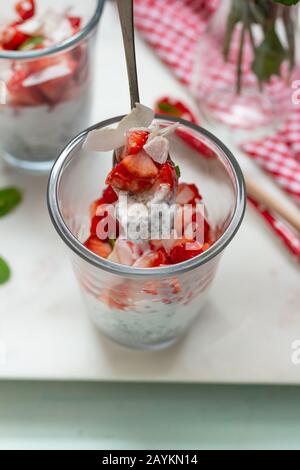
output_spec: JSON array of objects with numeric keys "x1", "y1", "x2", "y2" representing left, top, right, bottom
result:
[{"x1": 0, "y1": 1, "x2": 299, "y2": 384}]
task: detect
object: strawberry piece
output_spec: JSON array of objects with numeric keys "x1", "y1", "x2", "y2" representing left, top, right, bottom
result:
[
  {"x1": 90, "y1": 197, "x2": 106, "y2": 218},
  {"x1": 89, "y1": 186, "x2": 118, "y2": 219},
  {"x1": 90, "y1": 204, "x2": 118, "y2": 240},
  {"x1": 101, "y1": 282, "x2": 135, "y2": 310},
  {"x1": 67, "y1": 16, "x2": 82, "y2": 33},
  {"x1": 126, "y1": 130, "x2": 149, "y2": 155},
  {"x1": 15, "y1": 0, "x2": 35, "y2": 21},
  {"x1": 134, "y1": 247, "x2": 170, "y2": 268},
  {"x1": 170, "y1": 240, "x2": 209, "y2": 264},
  {"x1": 36, "y1": 57, "x2": 78, "y2": 105},
  {"x1": 84, "y1": 236, "x2": 112, "y2": 259},
  {"x1": 115, "y1": 240, "x2": 143, "y2": 266},
  {"x1": 106, "y1": 151, "x2": 159, "y2": 194},
  {"x1": 155, "y1": 97, "x2": 198, "y2": 124},
  {"x1": 102, "y1": 185, "x2": 118, "y2": 204},
  {"x1": 176, "y1": 183, "x2": 202, "y2": 205},
  {"x1": 191, "y1": 211, "x2": 211, "y2": 242},
  {"x1": 1, "y1": 26, "x2": 30, "y2": 50},
  {"x1": 122, "y1": 151, "x2": 158, "y2": 178},
  {"x1": 153, "y1": 161, "x2": 178, "y2": 193},
  {"x1": 7, "y1": 68, "x2": 44, "y2": 106},
  {"x1": 174, "y1": 203, "x2": 211, "y2": 244}
]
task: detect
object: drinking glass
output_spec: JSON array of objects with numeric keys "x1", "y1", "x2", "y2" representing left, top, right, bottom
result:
[
  {"x1": 0, "y1": 0, "x2": 105, "y2": 172},
  {"x1": 48, "y1": 116, "x2": 246, "y2": 350}
]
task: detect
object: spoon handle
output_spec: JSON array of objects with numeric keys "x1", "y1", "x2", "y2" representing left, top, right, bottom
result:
[{"x1": 117, "y1": 0, "x2": 140, "y2": 108}]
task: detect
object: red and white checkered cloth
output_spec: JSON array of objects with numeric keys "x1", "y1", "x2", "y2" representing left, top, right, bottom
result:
[{"x1": 134, "y1": 0, "x2": 300, "y2": 261}]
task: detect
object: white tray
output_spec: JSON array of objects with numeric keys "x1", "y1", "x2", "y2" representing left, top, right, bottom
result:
[{"x1": 0, "y1": 2, "x2": 299, "y2": 384}]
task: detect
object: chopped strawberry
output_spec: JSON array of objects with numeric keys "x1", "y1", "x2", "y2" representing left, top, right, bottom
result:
[
  {"x1": 36, "y1": 58, "x2": 78, "y2": 105},
  {"x1": 90, "y1": 204, "x2": 118, "y2": 240},
  {"x1": 115, "y1": 240, "x2": 143, "y2": 266},
  {"x1": 192, "y1": 212, "x2": 211, "y2": 243},
  {"x1": 7, "y1": 68, "x2": 43, "y2": 106},
  {"x1": 134, "y1": 247, "x2": 170, "y2": 268},
  {"x1": 67, "y1": 16, "x2": 82, "y2": 33},
  {"x1": 149, "y1": 239, "x2": 164, "y2": 251},
  {"x1": 84, "y1": 236, "x2": 112, "y2": 259},
  {"x1": 15, "y1": 0, "x2": 35, "y2": 21},
  {"x1": 90, "y1": 197, "x2": 103, "y2": 218},
  {"x1": 101, "y1": 282, "x2": 135, "y2": 310},
  {"x1": 153, "y1": 161, "x2": 178, "y2": 193},
  {"x1": 155, "y1": 97, "x2": 198, "y2": 124},
  {"x1": 170, "y1": 240, "x2": 210, "y2": 264},
  {"x1": 142, "y1": 281, "x2": 159, "y2": 295},
  {"x1": 174, "y1": 203, "x2": 211, "y2": 243},
  {"x1": 1, "y1": 26, "x2": 30, "y2": 50},
  {"x1": 102, "y1": 185, "x2": 118, "y2": 204},
  {"x1": 126, "y1": 130, "x2": 149, "y2": 155},
  {"x1": 122, "y1": 151, "x2": 158, "y2": 178},
  {"x1": 106, "y1": 151, "x2": 159, "y2": 194},
  {"x1": 90, "y1": 186, "x2": 117, "y2": 219},
  {"x1": 176, "y1": 183, "x2": 202, "y2": 205}
]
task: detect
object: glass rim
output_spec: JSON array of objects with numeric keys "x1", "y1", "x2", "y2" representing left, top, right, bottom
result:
[
  {"x1": 0, "y1": 0, "x2": 105, "y2": 60},
  {"x1": 47, "y1": 115, "x2": 246, "y2": 278}
]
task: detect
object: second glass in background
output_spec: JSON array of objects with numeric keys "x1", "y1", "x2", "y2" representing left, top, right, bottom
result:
[{"x1": 0, "y1": 0, "x2": 105, "y2": 172}]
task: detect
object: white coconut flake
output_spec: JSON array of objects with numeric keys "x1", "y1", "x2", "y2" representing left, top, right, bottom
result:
[
  {"x1": 144, "y1": 136, "x2": 169, "y2": 164},
  {"x1": 18, "y1": 8, "x2": 73, "y2": 42},
  {"x1": 84, "y1": 104, "x2": 155, "y2": 152},
  {"x1": 17, "y1": 17, "x2": 43, "y2": 35},
  {"x1": 23, "y1": 63, "x2": 72, "y2": 87},
  {"x1": 159, "y1": 122, "x2": 180, "y2": 137}
]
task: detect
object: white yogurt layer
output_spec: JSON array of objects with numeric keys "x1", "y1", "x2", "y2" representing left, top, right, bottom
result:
[
  {"x1": 0, "y1": 85, "x2": 91, "y2": 165},
  {"x1": 83, "y1": 282, "x2": 210, "y2": 350}
]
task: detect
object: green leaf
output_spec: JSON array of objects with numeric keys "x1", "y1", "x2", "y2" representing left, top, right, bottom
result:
[
  {"x1": 175, "y1": 165, "x2": 181, "y2": 178},
  {"x1": 108, "y1": 238, "x2": 116, "y2": 249},
  {"x1": 0, "y1": 187, "x2": 22, "y2": 217},
  {"x1": 251, "y1": 27, "x2": 287, "y2": 82},
  {"x1": 158, "y1": 102, "x2": 181, "y2": 116},
  {"x1": 18, "y1": 36, "x2": 44, "y2": 51},
  {"x1": 272, "y1": 0, "x2": 299, "y2": 5},
  {"x1": 0, "y1": 257, "x2": 10, "y2": 285}
]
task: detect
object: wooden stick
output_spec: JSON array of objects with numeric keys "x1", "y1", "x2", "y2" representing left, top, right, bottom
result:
[{"x1": 245, "y1": 175, "x2": 300, "y2": 234}]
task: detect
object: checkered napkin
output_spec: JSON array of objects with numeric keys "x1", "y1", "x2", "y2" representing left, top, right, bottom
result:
[{"x1": 134, "y1": 0, "x2": 300, "y2": 261}]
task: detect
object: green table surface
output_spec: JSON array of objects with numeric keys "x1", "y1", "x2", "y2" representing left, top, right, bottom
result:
[{"x1": 1, "y1": 381, "x2": 300, "y2": 450}]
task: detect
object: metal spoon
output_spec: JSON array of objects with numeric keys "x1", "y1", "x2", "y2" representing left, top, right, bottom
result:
[
  {"x1": 117, "y1": 0, "x2": 140, "y2": 108},
  {"x1": 114, "y1": 0, "x2": 140, "y2": 165},
  {"x1": 115, "y1": 0, "x2": 172, "y2": 169}
]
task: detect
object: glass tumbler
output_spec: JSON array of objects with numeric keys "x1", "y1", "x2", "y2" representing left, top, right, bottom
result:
[
  {"x1": 0, "y1": 0, "x2": 105, "y2": 172},
  {"x1": 48, "y1": 116, "x2": 246, "y2": 350}
]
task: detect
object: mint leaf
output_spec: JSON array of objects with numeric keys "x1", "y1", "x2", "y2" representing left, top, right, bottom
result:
[
  {"x1": 0, "y1": 257, "x2": 10, "y2": 285},
  {"x1": 108, "y1": 238, "x2": 116, "y2": 249},
  {"x1": 19, "y1": 36, "x2": 44, "y2": 51},
  {"x1": 0, "y1": 187, "x2": 22, "y2": 217},
  {"x1": 251, "y1": 27, "x2": 286, "y2": 82},
  {"x1": 175, "y1": 165, "x2": 181, "y2": 178},
  {"x1": 158, "y1": 102, "x2": 182, "y2": 116},
  {"x1": 272, "y1": 1, "x2": 299, "y2": 5}
]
